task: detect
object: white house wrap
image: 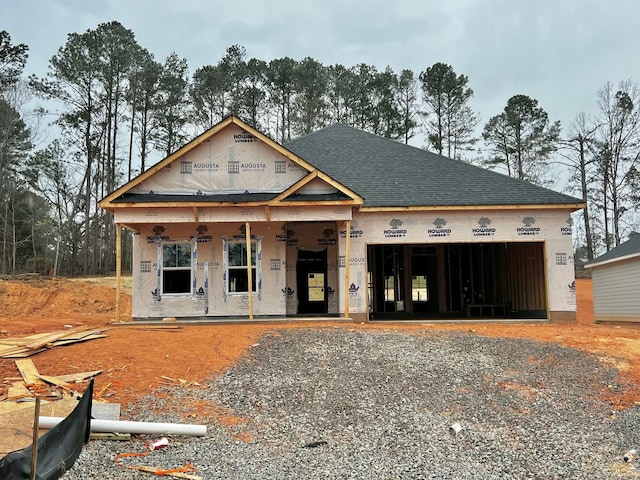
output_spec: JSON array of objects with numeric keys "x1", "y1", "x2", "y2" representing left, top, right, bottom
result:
[{"x1": 101, "y1": 116, "x2": 584, "y2": 323}]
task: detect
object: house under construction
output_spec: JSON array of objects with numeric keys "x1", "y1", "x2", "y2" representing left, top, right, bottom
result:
[{"x1": 100, "y1": 116, "x2": 583, "y2": 323}]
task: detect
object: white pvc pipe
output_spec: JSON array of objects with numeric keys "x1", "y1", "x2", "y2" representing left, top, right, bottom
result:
[{"x1": 39, "y1": 416, "x2": 207, "y2": 436}]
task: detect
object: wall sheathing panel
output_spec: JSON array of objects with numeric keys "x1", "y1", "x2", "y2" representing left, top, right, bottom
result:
[
  {"x1": 270, "y1": 206, "x2": 352, "y2": 222},
  {"x1": 131, "y1": 222, "x2": 288, "y2": 318},
  {"x1": 130, "y1": 125, "x2": 307, "y2": 195},
  {"x1": 117, "y1": 207, "x2": 351, "y2": 225},
  {"x1": 346, "y1": 210, "x2": 576, "y2": 317},
  {"x1": 127, "y1": 208, "x2": 576, "y2": 319}
]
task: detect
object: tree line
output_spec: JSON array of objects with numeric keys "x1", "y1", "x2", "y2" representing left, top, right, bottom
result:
[{"x1": 0, "y1": 21, "x2": 638, "y2": 275}]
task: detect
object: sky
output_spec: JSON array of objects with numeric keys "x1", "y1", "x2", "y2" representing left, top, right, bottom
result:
[{"x1": 3, "y1": 0, "x2": 640, "y2": 152}]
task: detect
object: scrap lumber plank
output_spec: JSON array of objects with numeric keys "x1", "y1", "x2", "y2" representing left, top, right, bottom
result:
[
  {"x1": 0, "y1": 332, "x2": 51, "y2": 346},
  {"x1": 14, "y1": 359, "x2": 43, "y2": 385},
  {"x1": 0, "y1": 344, "x2": 27, "y2": 356},
  {"x1": 24, "y1": 326, "x2": 93, "y2": 350},
  {"x1": 54, "y1": 370, "x2": 103, "y2": 383},
  {"x1": 8, "y1": 381, "x2": 30, "y2": 400},
  {"x1": 160, "y1": 376, "x2": 200, "y2": 387},
  {"x1": 36, "y1": 374, "x2": 80, "y2": 398},
  {"x1": 89, "y1": 432, "x2": 130, "y2": 441},
  {"x1": 0, "y1": 399, "x2": 34, "y2": 414},
  {"x1": 36, "y1": 374, "x2": 73, "y2": 389},
  {"x1": 53, "y1": 334, "x2": 108, "y2": 346},
  {"x1": 27, "y1": 386, "x2": 63, "y2": 400},
  {"x1": 130, "y1": 325, "x2": 182, "y2": 330},
  {"x1": 130, "y1": 466, "x2": 202, "y2": 480},
  {"x1": 0, "y1": 397, "x2": 77, "y2": 455},
  {"x1": 22, "y1": 330, "x2": 79, "y2": 350},
  {"x1": 51, "y1": 328, "x2": 109, "y2": 343},
  {"x1": 0, "y1": 329, "x2": 108, "y2": 358},
  {"x1": 2, "y1": 348, "x2": 47, "y2": 359}
]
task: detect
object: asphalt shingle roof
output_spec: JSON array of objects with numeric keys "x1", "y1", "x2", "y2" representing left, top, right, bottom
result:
[
  {"x1": 285, "y1": 124, "x2": 583, "y2": 208},
  {"x1": 587, "y1": 233, "x2": 640, "y2": 266}
]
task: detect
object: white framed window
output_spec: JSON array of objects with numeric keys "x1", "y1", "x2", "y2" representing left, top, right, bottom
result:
[
  {"x1": 162, "y1": 242, "x2": 192, "y2": 294},
  {"x1": 225, "y1": 239, "x2": 260, "y2": 294}
]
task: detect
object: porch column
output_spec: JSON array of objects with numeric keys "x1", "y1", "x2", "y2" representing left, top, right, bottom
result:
[
  {"x1": 245, "y1": 221, "x2": 254, "y2": 320},
  {"x1": 344, "y1": 219, "x2": 351, "y2": 318},
  {"x1": 115, "y1": 223, "x2": 122, "y2": 322}
]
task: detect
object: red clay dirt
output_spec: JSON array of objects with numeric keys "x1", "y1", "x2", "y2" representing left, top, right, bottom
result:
[{"x1": 1, "y1": 277, "x2": 639, "y2": 418}]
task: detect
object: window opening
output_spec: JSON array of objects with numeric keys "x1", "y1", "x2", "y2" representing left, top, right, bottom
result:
[
  {"x1": 226, "y1": 240, "x2": 259, "y2": 293},
  {"x1": 162, "y1": 242, "x2": 192, "y2": 294}
]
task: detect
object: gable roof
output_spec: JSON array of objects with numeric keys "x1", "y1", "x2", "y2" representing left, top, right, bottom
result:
[
  {"x1": 100, "y1": 116, "x2": 362, "y2": 210},
  {"x1": 585, "y1": 233, "x2": 640, "y2": 268},
  {"x1": 285, "y1": 124, "x2": 584, "y2": 210}
]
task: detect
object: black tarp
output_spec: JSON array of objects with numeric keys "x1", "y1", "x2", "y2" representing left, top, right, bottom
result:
[{"x1": 0, "y1": 379, "x2": 93, "y2": 480}]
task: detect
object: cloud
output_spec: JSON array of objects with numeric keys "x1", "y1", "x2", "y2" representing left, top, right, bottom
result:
[{"x1": 2, "y1": 0, "x2": 640, "y2": 139}]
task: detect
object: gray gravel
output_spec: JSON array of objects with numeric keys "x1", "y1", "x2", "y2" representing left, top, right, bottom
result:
[{"x1": 62, "y1": 328, "x2": 640, "y2": 479}]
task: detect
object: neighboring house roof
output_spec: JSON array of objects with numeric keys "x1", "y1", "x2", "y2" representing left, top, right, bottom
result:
[
  {"x1": 585, "y1": 234, "x2": 640, "y2": 268},
  {"x1": 285, "y1": 124, "x2": 584, "y2": 209}
]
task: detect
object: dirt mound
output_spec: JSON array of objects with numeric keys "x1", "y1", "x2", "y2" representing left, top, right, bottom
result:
[{"x1": 0, "y1": 276, "x2": 131, "y2": 335}]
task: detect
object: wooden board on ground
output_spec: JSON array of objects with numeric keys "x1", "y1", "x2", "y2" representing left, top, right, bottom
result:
[
  {"x1": 0, "y1": 327, "x2": 109, "y2": 359},
  {"x1": 53, "y1": 334, "x2": 108, "y2": 346},
  {"x1": 0, "y1": 399, "x2": 34, "y2": 415},
  {"x1": 51, "y1": 328, "x2": 110, "y2": 343},
  {"x1": 130, "y1": 325, "x2": 182, "y2": 330},
  {"x1": 14, "y1": 359, "x2": 42, "y2": 385},
  {"x1": 0, "y1": 332, "x2": 51, "y2": 346},
  {"x1": 130, "y1": 466, "x2": 203, "y2": 480},
  {"x1": 0, "y1": 347, "x2": 47, "y2": 358},
  {"x1": 36, "y1": 374, "x2": 80, "y2": 398},
  {"x1": 24, "y1": 326, "x2": 93, "y2": 350},
  {"x1": 0, "y1": 397, "x2": 79, "y2": 455},
  {"x1": 0, "y1": 344, "x2": 46, "y2": 358},
  {"x1": 89, "y1": 432, "x2": 130, "y2": 441},
  {"x1": 54, "y1": 370, "x2": 104, "y2": 384},
  {"x1": 7, "y1": 381, "x2": 30, "y2": 401},
  {"x1": 0, "y1": 397, "x2": 122, "y2": 455}
]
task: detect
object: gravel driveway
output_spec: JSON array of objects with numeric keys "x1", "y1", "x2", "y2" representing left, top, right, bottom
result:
[{"x1": 63, "y1": 328, "x2": 640, "y2": 479}]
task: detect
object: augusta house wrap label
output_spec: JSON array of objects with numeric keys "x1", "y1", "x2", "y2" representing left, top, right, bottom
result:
[{"x1": 100, "y1": 116, "x2": 584, "y2": 322}]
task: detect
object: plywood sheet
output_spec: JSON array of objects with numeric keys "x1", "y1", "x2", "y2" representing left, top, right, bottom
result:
[
  {"x1": 0, "y1": 328, "x2": 109, "y2": 359},
  {"x1": 15, "y1": 359, "x2": 42, "y2": 385},
  {"x1": 0, "y1": 397, "x2": 78, "y2": 455},
  {"x1": 53, "y1": 370, "x2": 104, "y2": 384}
]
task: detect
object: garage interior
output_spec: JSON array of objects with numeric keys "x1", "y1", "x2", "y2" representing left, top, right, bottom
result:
[{"x1": 367, "y1": 242, "x2": 547, "y2": 320}]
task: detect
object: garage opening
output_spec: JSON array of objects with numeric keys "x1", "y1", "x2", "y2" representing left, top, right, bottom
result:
[{"x1": 367, "y1": 243, "x2": 547, "y2": 320}]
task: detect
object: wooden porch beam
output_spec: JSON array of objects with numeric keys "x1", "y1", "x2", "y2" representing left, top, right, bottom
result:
[
  {"x1": 245, "y1": 222, "x2": 254, "y2": 320},
  {"x1": 344, "y1": 219, "x2": 351, "y2": 319},
  {"x1": 116, "y1": 224, "x2": 122, "y2": 322}
]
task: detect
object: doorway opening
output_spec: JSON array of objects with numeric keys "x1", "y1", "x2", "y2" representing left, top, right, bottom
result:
[{"x1": 296, "y1": 249, "x2": 328, "y2": 314}]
